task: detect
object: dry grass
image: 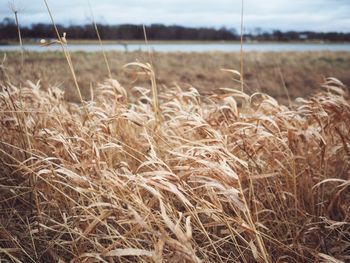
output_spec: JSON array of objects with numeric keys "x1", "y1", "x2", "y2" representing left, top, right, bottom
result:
[
  {"x1": 0, "y1": 58, "x2": 349, "y2": 263},
  {"x1": 1, "y1": 51, "x2": 350, "y2": 104}
]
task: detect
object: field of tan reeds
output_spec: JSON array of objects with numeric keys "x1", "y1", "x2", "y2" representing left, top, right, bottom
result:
[
  {"x1": 0, "y1": 48, "x2": 350, "y2": 262},
  {"x1": 1, "y1": 51, "x2": 350, "y2": 104},
  {"x1": 0, "y1": 1, "x2": 349, "y2": 261}
]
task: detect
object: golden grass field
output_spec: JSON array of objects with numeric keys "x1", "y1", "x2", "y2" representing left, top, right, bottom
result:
[
  {"x1": 1, "y1": 51, "x2": 350, "y2": 104},
  {"x1": 0, "y1": 49, "x2": 350, "y2": 262}
]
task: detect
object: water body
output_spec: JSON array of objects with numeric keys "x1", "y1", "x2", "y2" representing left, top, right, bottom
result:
[{"x1": 1, "y1": 42, "x2": 350, "y2": 52}]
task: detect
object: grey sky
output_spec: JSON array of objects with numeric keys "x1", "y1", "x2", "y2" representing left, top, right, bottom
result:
[{"x1": 1, "y1": 0, "x2": 350, "y2": 32}]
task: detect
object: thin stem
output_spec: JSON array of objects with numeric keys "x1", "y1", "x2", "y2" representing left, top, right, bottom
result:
[
  {"x1": 13, "y1": 10, "x2": 24, "y2": 68},
  {"x1": 143, "y1": 25, "x2": 161, "y2": 124},
  {"x1": 240, "y1": 0, "x2": 244, "y2": 92},
  {"x1": 43, "y1": 0, "x2": 89, "y2": 118},
  {"x1": 88, "y1": 0, "x2": 112, "y2": 79}
]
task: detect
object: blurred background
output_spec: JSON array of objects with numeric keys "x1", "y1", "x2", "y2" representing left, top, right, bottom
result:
[{"x1": 0, "y1": 0, "x2": 349, "y2": 103}]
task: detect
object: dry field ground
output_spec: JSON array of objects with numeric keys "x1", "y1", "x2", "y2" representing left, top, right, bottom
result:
[
  {"x1": 1, "y1": 51, "x2": 349, "y2": 103},
  {"x1": 0, "y1": 50, "x2": 350, "y2": 262}
]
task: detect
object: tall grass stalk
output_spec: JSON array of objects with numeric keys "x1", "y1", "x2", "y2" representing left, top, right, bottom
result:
[
  {"x1": 42, "y1": 0, "x2": 89, "y2": 117},
  {"x1": 277, "y1": 66, "x2": 292, "y2": 106},
  {"x1": 9, "y1": 3, "x2": 39, "y2": 218},
  {"x1": 143, "y1": 25, "x2": 161, "y2": 124},
  {"x1": 10, "y1": 2, "x2": 24, "y2": 69},
  {"x1": 240, "y1": 0, "x2": 244, "y2": 92},
  {"x1": 88, "y1": 0, "x2": 112, "y2": 79}
]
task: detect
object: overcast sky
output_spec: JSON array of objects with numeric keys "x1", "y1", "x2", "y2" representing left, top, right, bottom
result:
[{"x1": 1, "y1": 0, "x2": 350, "y2": 32}]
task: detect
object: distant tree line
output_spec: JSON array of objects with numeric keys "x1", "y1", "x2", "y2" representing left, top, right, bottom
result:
[
  {"x1": 249, "y1": 29, "x2": 350, "y2": 42},
  {"x1": 1, "y1": 18, "x2": 350, "y2": 42}
]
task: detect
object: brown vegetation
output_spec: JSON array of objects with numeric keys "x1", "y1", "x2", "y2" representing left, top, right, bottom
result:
[
  {"x1": 0, "y1": 54, "x2": 349, "y2": 262},
  {"x1": 1, "y1": 51, "x2": 349, "y2": 104}
]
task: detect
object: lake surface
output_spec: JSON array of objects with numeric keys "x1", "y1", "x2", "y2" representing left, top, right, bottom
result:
[{"x1": 1, "y1": 42, "x2": 350, "y2": 52}]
